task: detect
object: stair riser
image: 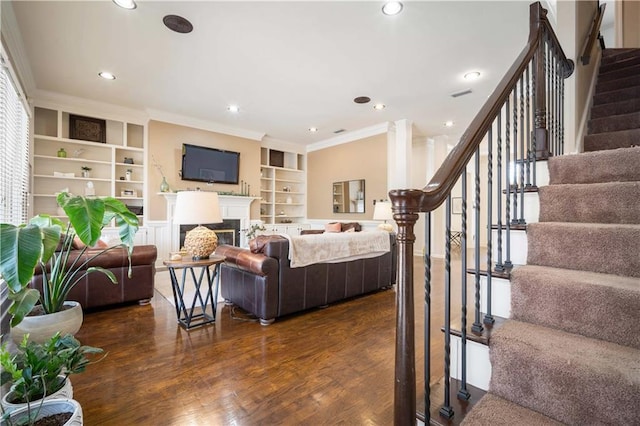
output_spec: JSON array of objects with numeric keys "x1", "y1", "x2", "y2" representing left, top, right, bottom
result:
[
  {"x1": 450, "y1": 337, "x2": 491, "y2": 391},
  {"x1": 479, "y1": 275, "x2": 511, "y2": 319},
  {"x1": 491, "y1": 229, "x2": 527, "y2": 267},
  {"x1": 527, "y1": 223, "x2": 640, "y2": 277},
  {"x1": 593, "y1": 85, "x2": 640, "y2": 106},
  {"x1": 538, "y1": 182, "x2": 640, "y2": 224},
  {"x1": 589, "y1": 111, "x2": 640, "y2": 134},
  {"x1": 590, "y1": 98, "x2": 640, "y2": 119},
  {"x1": 584, "y1": 128, "x2": 640, "y2": 152}
]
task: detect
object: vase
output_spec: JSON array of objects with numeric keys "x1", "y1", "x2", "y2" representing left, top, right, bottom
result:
[
  {"x1": 160, "y1": 176, "x2": 170, "y2": 192},
  {"x1": 5, "y1": 398, "x2": 83, "y2": 426},
  {"x1": 1, "y1": 376, "x2": 73, "y2": 411},
  {"x1": 11, "y1": 301, "x2": 83, "y2": 344}
]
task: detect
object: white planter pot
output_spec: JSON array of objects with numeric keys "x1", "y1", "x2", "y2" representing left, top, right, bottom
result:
[
  {"x1": 4, "y1": 398, "x2": 82, "y2": 426},
  {"x1": 1, "y1": 375, "x2": 73, "y2": 411},
  {"x1": 11, "y1": 301, "x2": 83, "y2": 344}
]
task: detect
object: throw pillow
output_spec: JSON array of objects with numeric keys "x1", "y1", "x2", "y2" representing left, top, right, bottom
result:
[
  {"x1": 324, "y1": 222, "x2": 342, "y2": 233},
  {"x1": 341, "y1": 222, "x2": 361, "y2": 232}
]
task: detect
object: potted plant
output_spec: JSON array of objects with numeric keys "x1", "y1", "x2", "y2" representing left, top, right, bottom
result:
[
  {"x1": 0, "y1": 192, "x2": 138, "y2": 341},
  {"x1": 0, "y1": 332, "x2": 103, "y2": 410},
  {"x1": 245, "y1": 223, "x2": 266, "y2": 240},
  {"x1": 80, "y1": 167, "x2": 91, "y2": 178},
  {"x1": 1, "y1": 398, "x2": 82, "y2": 426}
]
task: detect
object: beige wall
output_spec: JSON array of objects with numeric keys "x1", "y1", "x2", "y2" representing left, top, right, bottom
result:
[
  {"x1": 147, "y1": 120, "x2": 261, "y2": 221},
  {"x1": 307, "y1": 134, "x2": 387, "y2": 220},
  {"x1": 622, "y1": 1, "x2": 640, "y2": 48}
]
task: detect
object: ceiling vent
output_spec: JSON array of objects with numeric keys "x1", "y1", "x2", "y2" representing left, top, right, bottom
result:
[
  {"x1": 451, "y1": 89, "x2": 473, "y2": 98},
  {"x1": 333, "y1": 129, "x2": 346, "y2": 134},
  {"x1": 163, "y1": 15, "x2": 193, "y2": 34}
]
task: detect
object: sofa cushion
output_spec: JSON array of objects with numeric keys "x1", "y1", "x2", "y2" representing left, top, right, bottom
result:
[{"x1": 324, "y1": 222, "x2": 342, "y2": 233}]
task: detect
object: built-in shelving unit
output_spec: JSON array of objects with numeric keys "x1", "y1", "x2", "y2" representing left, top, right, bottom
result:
[
  {"x1": 260, "y1": 148, "x2": 305, "y2": 224},
  {"x1": 32, "y1": 105, "x2": 147, "y2": 227}
]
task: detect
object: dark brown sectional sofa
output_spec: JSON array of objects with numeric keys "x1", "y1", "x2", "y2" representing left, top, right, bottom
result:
[{"x1": 216, "y1": 233, "x2": 397, "y2": 325}]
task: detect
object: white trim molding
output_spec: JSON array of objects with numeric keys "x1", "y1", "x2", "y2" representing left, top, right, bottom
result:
[{"x1": 306, "y1": 122, "x2": 390, "y2": 152}]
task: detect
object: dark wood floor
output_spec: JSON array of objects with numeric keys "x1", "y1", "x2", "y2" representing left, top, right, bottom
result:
[{"x1": 72, "y1": 255, "x2": 479, "y2": 425}]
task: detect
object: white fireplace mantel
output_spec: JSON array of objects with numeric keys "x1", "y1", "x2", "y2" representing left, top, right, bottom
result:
[{"x1": 162, "y1": 193, "x2": 257, "y2": 250}]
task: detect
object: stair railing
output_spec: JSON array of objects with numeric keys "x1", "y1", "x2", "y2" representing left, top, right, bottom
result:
[
  {"x1": 580, "y1": 2, "x2": 607, "y2": 65},
  {"x1": 389, "y1": 2, "x2": 574, "y2": 424}
]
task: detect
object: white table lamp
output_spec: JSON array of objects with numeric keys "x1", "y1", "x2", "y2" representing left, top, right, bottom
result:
[
  {"x1": 173, "y1": 191, "x2": 223, "y2": 259},
  {"x1": 373, "y1": 201, "x2": 394, "y2": 232}
]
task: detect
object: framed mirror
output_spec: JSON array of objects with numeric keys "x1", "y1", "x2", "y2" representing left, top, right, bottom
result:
[{"x1": 332, "y1": 179, "x2": 365, "y2": 213}]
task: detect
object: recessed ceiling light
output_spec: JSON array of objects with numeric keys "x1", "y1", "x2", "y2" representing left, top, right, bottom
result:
[
  {"x1": 382, "y1": 1, "x2": 403, "y2": 16},
  {"x1": 373, "y1": 103, "x2": 386, "y2": 110},
  {"x1": 112, "y1": 0, "x2": 136, "y2": 10},
  {"x1": 444, "y1": 121, "x2": 455, "y2": 127},
  {"x1": 309, "y1": 127, "x2": 318, "y2": 133},
  {"x1": 227, "y1": 105, "x2": 240, "y2": 113},
  {"x1": 464, "y1": 71, "x2": 481, "y2": 81},
  {"x1": 98, "y1": 71, "x2": 116, "y2": 80}
]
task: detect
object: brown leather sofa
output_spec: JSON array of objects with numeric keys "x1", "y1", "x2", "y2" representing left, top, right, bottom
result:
[
  {"x1": 30, "y1": 245, "x2": 157, "y2": 310},
  {"x1": 216, "y1": 234, "x2": 397, "y2": 325}
]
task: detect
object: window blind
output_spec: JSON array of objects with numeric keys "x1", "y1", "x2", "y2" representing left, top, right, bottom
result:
[{"x1": 0, "y1": 51, "x2": 30, "y2": 225}]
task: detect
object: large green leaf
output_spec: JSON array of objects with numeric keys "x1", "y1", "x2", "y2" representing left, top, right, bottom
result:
[
  {"x1": 102, "y1": 197, "x2": 139, "y2": 253},
  {"x1": 8, "y1": 288, "x2": 40, "y2": 327},
  {"x1": 29, "y1": 215, "x2": 64, "y2": 264},
  {"x1": 0, "y1": 224, "x2": 42, "y2": 292},
  {"x1": 57, "y1": 193, "x2": 104, "y2": 247}
]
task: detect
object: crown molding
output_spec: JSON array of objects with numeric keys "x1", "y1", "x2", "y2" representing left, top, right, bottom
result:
[
  {"x1": 1, "y1": 1, "x2": 36, "y2": 95},
  {"x1": 261, "y1": 136, "x2": 305, "y2": 154},
  {"x1": 33, "y1": 90, "x2": 149, "y2": 124},
  {"x1": 306, "y1": 122, "x2": 390, "y2": 153},
  {"x1": 146, "y1": 109, "x2": 265, "y2": 142}
]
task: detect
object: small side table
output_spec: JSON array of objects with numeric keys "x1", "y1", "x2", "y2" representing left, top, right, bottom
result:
[{"x1": 163, "y1": 255, "x2": 225, "y2": 330}]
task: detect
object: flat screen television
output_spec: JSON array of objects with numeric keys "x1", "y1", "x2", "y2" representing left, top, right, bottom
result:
[{"x1": 181, "y1": 143, "x2": 240, "y2": 184}]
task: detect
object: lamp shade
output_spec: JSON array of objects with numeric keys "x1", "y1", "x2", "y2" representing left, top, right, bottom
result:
[
  {"x1": 173, "y1": 191, "x2": 222, "y2": 225},
  {"x1": 373, "y1": 201, "x2": 393, "y2": 221}
]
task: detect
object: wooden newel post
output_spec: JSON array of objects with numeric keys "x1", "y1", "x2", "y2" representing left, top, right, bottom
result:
[
  {"x1": 532, "y1": 2, "x2": 550, "y2": 159},
  {"x1": 390, "y1": 189, "x2": 423, "y2": 426}
]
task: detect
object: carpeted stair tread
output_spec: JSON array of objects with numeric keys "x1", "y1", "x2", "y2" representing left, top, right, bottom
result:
[
  {"x1": 599, "y1": 53, "x2": 640, "y2": 74},
  {"x1": 527, "y1": 222, "x2": 640, "y2": 278},
  {"x1": 596, "y1": 73, "x2": 640, "y2": 95},
  {"x1": 601, "y1": 48, "x2": 640, "y2": 63},
  {"x1": 511, "y1": 265, "x2": 640, "y2": 349},
  {"x1": 596, "y1": 63, "x2": 640, "y2": 83},
  {"x1": 538, "y1": 181, "x2": 640, "y2": 224},
  {"x1": 593, "y1": 85, "x2": 640, "y2": 107},
  {"x1": 460, "y1": 393, "x2": 563, "y2": 426},
  {"x1": 588, "y1": 110, "x2": 640, "y2": 134},
  {"x1": 548, "y1": 146, "x2": 640, "y2": 184},
  {"x1": 490, "y1": 320, "x2": 640, "y2": 426},
  {"x1": 590, "y1": 97, "x2": 640, "y2": 120},
  {"x1": 583, "y1": 128, "x2": 640, "y2": 152}
]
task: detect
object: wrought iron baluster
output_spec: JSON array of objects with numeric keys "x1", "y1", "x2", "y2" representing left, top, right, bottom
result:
[
  {"x1": 440, "y1": 195, "x2": 454, "y2": 419},
  {"x1": 519, "y1": 75, "x2": 526, "y2": 224},
  {"x1": 560, "y1": 64, "x2": 565, "y2": 155},
  {"x1": 495, "y1": 113, "x2": 504, "y2": 272},
  {"x1": 511, "y1": 85, "x2": 519, "y2": 226},
  {"x1": 526, "y1": 62, "x2": 532, "y2": 188},
  {"x1": 485, "y1": 125, "x2": 495, "y2": 325},
  {"x1": 458, "y1": 171, "x2": 470, "y2": 401},
  {"x1": 472, "y1": 148, "x2": 483, "y2": 334},
  {"x1": 504, "y1": 96, "x2": 513, "y2": 272}
]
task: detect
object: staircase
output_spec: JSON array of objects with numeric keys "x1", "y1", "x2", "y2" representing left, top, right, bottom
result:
[{"x1": 461, "y1": 49, "x2": 640, "y2": 425}]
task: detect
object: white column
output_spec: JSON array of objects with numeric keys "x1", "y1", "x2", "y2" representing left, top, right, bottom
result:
[{"x1": 387, "y1": 119, "x2": 413, "y2": 192}]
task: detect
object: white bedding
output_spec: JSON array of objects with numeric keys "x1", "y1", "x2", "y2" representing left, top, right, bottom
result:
[{"x1": 281, "y1": 231, "x2": 391, "y2": 268}]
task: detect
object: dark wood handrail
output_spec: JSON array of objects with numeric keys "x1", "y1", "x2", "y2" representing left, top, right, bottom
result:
[
  {"x1": 581, "y1": 3, "x2": 607, "y2": 65},
  {"x1": 391, "y1": 2, "x2": 573, "y2": 214}
]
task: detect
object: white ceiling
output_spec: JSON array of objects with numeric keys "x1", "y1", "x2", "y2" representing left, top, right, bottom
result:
[{"x1": 8, "y1": 1, "x2": 531, "y2": 146}]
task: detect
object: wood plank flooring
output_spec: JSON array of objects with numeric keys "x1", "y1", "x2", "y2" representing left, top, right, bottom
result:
[{"x1": 72, "y1": 254, "x2": 481, "y2": 425}]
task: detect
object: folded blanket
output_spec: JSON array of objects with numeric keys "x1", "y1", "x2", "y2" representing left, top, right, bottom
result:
[{"x1": 282, "y1": 231, "x2": 391, "y2": 268}]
